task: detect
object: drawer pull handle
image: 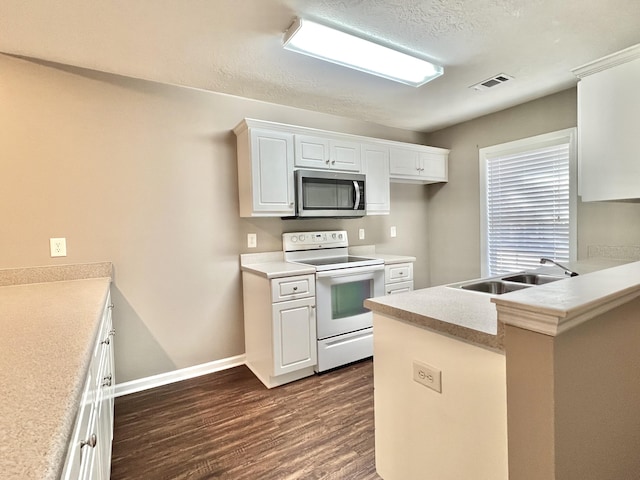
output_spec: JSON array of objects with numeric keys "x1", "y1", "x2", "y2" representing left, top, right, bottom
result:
[{"x1": 80, "y1": 434, "x2": 97, "y2": 449}]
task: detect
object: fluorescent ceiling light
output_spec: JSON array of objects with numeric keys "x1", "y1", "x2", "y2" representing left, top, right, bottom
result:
[{"x1": 282, "y1": 17, "x2": 443, "y2": 87}]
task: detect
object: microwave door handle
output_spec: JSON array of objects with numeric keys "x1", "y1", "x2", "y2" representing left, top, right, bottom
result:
[{"x1": 353, "y1": 181, "x2": 360, "y2": 210}]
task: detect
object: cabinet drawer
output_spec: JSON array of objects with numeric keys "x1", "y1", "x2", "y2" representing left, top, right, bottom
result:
[
  {"x1": 385, "y1": 280, "x2": 414, "y2": 295},
  {"x1": 271, "y1": 274, "x2": 315, "y2": 302},
  {"x1": 385, "y1": 263, "x2": 413, "y2": 283}
]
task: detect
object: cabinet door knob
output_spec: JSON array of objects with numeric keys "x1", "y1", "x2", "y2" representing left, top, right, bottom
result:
[
  {"x1": 109, "y1": 328, "x2": 116, "y2": 337},
  {"x1": 331, "y1": 160, "x2": 336, "y2": 165},
  {"x1": 108, "y1": 303, "x2": 114, "y2": 310},
  {"x1": 293, "y1": 286, "x2": 298, "y2": 291},
  {"x1": 101, "y1": 337, "x2": 110, "y2": 345},
  {"x1": 80, "y1": 434, "x2": 97, "y2": 449},
  {"x1": 102, "y1": 375, "x2": 112, "y2": 387},
  {"x1": 325, "y1": 159, "x2": 330, "y2": 164}
]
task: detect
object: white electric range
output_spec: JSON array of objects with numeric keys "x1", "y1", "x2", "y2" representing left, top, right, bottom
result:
[{"x1": 283, "y1": 231, "x2": 384, "y2": 372}]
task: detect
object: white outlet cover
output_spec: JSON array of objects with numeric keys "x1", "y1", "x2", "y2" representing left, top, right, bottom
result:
[
  {"x1": 50, "y1": 237, "x2": 67, "y2": 257},
  {"x1": 358, "y1": 228, "x2": 365, "y2": 240},
  {"x1": 390, "y1": 226, "x2": 397, "y2": 238}
]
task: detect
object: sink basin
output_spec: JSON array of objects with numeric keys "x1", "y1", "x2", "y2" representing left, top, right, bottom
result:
[
  {"x1": 501, "y1": 273, "x2": 564, "y2": 285},
  {"x1": 459, "y1": 280, "x2": 531, "y2": 295}
]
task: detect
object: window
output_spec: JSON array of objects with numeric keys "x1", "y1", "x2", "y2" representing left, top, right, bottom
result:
[{"x1": 479, "y1": 128, "x2": 577, "y2": 277}]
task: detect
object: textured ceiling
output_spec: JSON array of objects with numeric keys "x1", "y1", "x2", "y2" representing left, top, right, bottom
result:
[{"x1": 1, "y1": 0, "x2": 639, "y2": 132}]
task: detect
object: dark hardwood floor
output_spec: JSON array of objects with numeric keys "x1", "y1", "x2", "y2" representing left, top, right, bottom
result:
[{"x1": 111, "y1": 360, "x2": 382, "y2": 480}]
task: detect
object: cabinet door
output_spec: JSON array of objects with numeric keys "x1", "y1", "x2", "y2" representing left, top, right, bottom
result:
[
  {"x1": 389, "y1": 147, "x2": 421, "y2": 177},
  {"x1": 249, "y1": 129, "x2": 295, "y2": 215},
  {"x1": 272, "y1": 297, "x2": 316, "y2": 376},
  {"x1": 363, "y1": 143, "x2": 390, "y2": 214},
  {"x1": 385, "y1": 280, "x2": 414, "y2": 295},
  {"x1": 294, "y1": 134, "x2": 329, "y2": 168},
  {"x1": 578, "y1": 56, "x2": 640, "y2": 201},
  {"x1": 330, "y1": 139, "x2": 362, "y2": 171},
  {"x1": 420, "y1": 151, "x2": 448, "y2": 182}
]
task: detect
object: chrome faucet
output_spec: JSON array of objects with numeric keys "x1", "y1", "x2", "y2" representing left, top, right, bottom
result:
[{"x1": 540, "y1": 258, "x2": 578, "y2": 277}]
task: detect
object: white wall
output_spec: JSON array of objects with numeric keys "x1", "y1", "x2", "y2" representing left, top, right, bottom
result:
[{"x1": 0, "y1": 54, "x2": 433, "y2": 382}]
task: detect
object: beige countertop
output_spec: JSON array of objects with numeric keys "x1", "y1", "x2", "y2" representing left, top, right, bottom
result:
[
  {"x1": 240, "y1": 249, "x2": 416, "y2": 279},
  {"x1": 365, "y1": 258, "x2": 635, "y2": 351},
  {"x1": 0, "y1": 263, "x2": 112, "y2": 480},
  {"x1": 365, "y1": 285, "x2": 504, "y2": 350},
  {"x1": 493, "y1": 260, "x2": 640, "y2": 336}
]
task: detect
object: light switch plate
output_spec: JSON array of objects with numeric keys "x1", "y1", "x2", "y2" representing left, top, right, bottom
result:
[
  {"x1": 247, "y1": 233, "x2": 257, "y2": 248},
  {"x1": 358, "y1": 228, "x2": 365, "y2": 240},
  {"x1": 413, "y1": 360, "x2": 442, "y2": 393},
  {"x1": 390, "y1": 226, "x2": 397, "y2": 238}
]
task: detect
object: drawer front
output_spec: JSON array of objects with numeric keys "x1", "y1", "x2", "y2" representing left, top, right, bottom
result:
[
  {"x1": 385, "y1": 280, "x2": 414, "y2": 295},
  {"x1": 385, "y1": 263, "x2": 413, "y2": 283},
  {"x1": 271, "y1": 274, "x2": 315, "y2": 302}
]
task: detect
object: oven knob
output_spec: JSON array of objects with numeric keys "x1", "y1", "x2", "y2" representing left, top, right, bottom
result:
[
  {"x1": 291, "y1": 236, "x2": 297, "y2": 243},
  {"x1": 338, "y1": 233, "x2": 343, "y2": 240},
  {"x1": 298, "y1": 234, "x2": 305, "y2": 241},
  {"x1": 332, "y1": 233, "x2": 336, "y2": 239}
]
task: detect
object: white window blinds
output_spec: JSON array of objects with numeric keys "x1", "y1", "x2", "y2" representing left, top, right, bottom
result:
[{"x1": 480, "y1": 129, "x2": 576, "y2": 276}]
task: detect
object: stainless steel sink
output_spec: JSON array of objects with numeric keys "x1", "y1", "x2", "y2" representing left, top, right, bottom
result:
[
  {"x1": 459, "y1": 280, "x2": 531, "y2": 295},
  {"x1": 501, "y1": 273, "x2": 564, "y2": 285}
]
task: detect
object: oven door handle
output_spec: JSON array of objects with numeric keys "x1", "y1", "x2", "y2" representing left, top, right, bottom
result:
[{"x1": 315, "y1": 264, "x2": 384, "y2": 278}]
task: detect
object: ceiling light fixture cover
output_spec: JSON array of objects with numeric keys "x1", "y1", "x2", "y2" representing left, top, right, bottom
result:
[{"x1": 282, "y1": 17, "x2": 443, "y2": 87}]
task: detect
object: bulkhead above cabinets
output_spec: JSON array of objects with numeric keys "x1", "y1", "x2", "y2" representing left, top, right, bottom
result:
[{"x1": 233, "y1": 118, "x2": 450, "y2": 218}]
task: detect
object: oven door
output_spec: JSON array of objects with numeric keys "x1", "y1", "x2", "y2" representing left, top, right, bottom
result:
[{"x1": 315, "y1": 265, "x2": 384, "y2": 340}]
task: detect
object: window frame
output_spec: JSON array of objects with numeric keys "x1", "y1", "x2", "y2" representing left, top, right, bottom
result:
[{"x1": 479, "y1": 128, "x2": 577, "y2": 277}]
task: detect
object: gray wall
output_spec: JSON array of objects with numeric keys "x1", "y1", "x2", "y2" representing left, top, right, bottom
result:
[
  {"x1": 423, "y1": 88, "x2": 640, "y2": 286},
  {"x1": 0, "y1": 55, "x2": 432, "y2": 382}
]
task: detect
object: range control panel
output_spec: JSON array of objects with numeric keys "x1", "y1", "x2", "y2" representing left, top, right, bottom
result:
[{"x1": 283, "y1": 230, "x2": 349, "y2": 252}]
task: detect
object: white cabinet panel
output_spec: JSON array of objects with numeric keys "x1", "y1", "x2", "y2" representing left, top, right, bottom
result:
[
  {"x1": 272, "y1": 297, "x2": 316, "y2": 375},
  {"x1": 236, "y1": 123, "x2": 295, "y2": 217},
  {"x1": 390, "y1": 146, "x2": 448, "y2": 184},
  {"x1": 295, "y1": 134, "x2": 361, "y2": 171},
  {"x1": 61, "y1": 290, "x2": 115, "y2": 480},
  {"x1": 575, "y1": 48, "x2": 640, "y2": 201},
  {"x1": 363, "y1": 143, "x2": 390, "y2": 214}
]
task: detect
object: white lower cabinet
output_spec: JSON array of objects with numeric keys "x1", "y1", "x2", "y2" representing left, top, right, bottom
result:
[
  {"x1": 385, "y1": 263, "x2": 414, "y2": 295},
  {"x1": 61, "y1": 291, "x2": 115, "y2": 480},
  {"x1": 243, "y1": 272, "x2": 317, "y2": 388}
]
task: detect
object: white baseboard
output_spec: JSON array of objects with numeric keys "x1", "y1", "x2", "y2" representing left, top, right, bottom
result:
[{"x1": 114, "y1": 354, "x2": 246, "y2": 397}]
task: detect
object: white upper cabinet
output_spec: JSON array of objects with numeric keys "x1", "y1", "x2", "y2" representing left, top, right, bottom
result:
[
  {"x1": 235, "y1": 121, "x2": 295, "y2": 217},
  {"x1": 389, "y1": 145, "x2": 449, "y2": 184},
  {"x1": 234, "y1": 118, "x2": 449, "y2": 217},
  {"x1": 295, "y1": 134, "x2": 361, "y2": 171},
  {"x1": 362, "y1": 143, "x2": 390, "y2": 214},
  {"x1": 573, "y1": 44, "x2": 640, "y2": 202}
]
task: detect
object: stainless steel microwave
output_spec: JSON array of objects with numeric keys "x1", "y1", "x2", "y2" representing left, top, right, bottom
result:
[{"x1": 295, "y1": 169, "x2": 366, "y2": 218}]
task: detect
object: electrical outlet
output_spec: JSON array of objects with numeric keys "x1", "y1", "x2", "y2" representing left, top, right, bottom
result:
[
  {"x1": 247, "y1": 233, "x2": 257, "y2": 248},
  {"x1": 50, "y1": 238, "x2": 67, "y2": 257},
  {"x1": 390, "y1": 226, "x2": 397, "y2": 238},
  {"x1": 413, "y1": 360, "x2": 442, "y2": 393},
  {"x1": 359, "y1": 228, "x2": 365, "y2": 240}
]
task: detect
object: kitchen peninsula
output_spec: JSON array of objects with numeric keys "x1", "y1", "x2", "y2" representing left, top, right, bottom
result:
[
  {"x1": 365, "y1": 260, "x2": 640, "y2": 480},
  {"x1": 0, "y1": 263, "x2": 113, "y2": 480}
]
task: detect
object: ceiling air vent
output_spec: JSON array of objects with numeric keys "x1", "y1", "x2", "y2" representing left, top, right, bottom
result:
[{"x1": 470, "y1": 73, "x2": 514, "y2": 91}]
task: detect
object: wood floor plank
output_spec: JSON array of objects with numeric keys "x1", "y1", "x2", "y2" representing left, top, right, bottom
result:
[{"x1": 111, "y1": 359, "x2": 382, "y2": 480}]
